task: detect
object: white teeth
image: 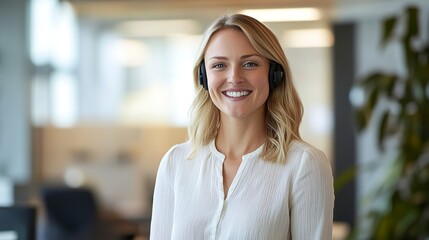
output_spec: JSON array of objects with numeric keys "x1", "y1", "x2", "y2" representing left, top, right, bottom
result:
[{"x1": 225, "y1": 91, "x2": 250, "y2": 98}]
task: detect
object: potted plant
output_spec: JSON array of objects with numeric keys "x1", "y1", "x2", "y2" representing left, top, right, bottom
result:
[{"x1": 350, "y1": 6, "x2": 429, "y2": 239}]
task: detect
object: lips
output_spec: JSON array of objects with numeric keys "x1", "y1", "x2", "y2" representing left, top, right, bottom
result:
[{"x1": 223, "y1": 90, "x2": 251, "y2": 98}]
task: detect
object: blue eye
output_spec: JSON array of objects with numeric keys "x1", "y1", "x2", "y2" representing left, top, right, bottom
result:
[
  {"x1": 213, "y1": 63, "x2": 226, "y2": 69},
  {"x1": 243, "y1": 62, "x2": 258, "y2": 68}
]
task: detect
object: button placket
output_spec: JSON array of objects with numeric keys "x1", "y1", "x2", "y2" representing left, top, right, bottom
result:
[{"x1": 210, "y1": 156, "x2": 226, "y2": 240}]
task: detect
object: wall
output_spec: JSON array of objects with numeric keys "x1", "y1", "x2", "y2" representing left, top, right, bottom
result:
[{"x1": 0, "y1": 0, "x2": 32, "y2": 183}]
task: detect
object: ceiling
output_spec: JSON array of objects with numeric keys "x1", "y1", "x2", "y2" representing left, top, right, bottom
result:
[
  {"x1": 68, "y1": 0, "x2": 334, "y2": 22},
  {"x1": 65, "y1": 0, "x2": 419, "y2": 25}
]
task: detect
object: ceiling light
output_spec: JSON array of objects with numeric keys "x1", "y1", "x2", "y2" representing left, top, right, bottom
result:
[
  {"x1": 283, "y1": 28, "x2": 333, "y2": 48},
  {"x1": 240, "y1": 8, "x2": 321, "y2": 22},
  {"x1": 115, "y1": 19, "x2": 200, "y2": 37}
]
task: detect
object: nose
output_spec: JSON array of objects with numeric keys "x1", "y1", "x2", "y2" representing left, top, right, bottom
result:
[{"x1": 227, "y1": 65, "x2": 243, "y2": 85}]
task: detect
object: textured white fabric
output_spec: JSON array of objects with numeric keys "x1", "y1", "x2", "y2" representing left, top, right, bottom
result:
[{"x1": 150, "y1": 140, "x2": 334, "y2": 240}]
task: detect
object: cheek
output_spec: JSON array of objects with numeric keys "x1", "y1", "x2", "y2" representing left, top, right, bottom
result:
[
  {"x1": 260, "y1": 87, "x2": 270, "y2": 103},
  {"x1": 207, "y1": 73, "x2": 224, "y2": 90},
  {"x1": 252, "y1": 75, "x2": 270, "y2": 93},
  {"x1": 253, "y1": 77, "x2": 270, "y2": 102}
]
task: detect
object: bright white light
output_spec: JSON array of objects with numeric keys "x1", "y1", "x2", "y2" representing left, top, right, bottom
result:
[
  {"x1": 283, "y1": 29, "x2": 333, "y2": 48},
  {"x1": 64, "y1": 167, "x2": 85, "y2": 187},
  {"x1": 31, "y1": 75, "x2": 50, "y2": 126},
  {"x1": 114, "y1": 39, "x2": 149, "y2": 67},
  {"x1": 29, "y1": 0, "x2": 56, "y2": 65},
  {"x1": 0, "y1": 231, "x2": 17, "y2": 240},
  {"x1": 50, "y1": 73, "x2": 77, "y2": 127},
  {"x1": 116, "y1": 19, "x2": 200, "y2": 37},
  {"x1": 167, "y1": 35, "x2": 199, "y2": 126},
  {"x1": 51, "y1": 1, "x2": 78, "y2": 69},
  {"x1": 349, "y1": 86, "x2": 365, "y2": 108},
  {"x1": 120, "y1": 85, "x2": 171, "y2": 125},
  {"x1": 0, "y1": 177, "x2": 14, "y2": 206},
  {"x1": 240, "y1": 8, "x2": 321, "y2": 22},
  {"x1": 308, "y1": 105, "x2": 333, "y2": 134}
]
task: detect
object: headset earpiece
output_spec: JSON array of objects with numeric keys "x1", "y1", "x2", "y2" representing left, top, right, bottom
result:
[
  {"x1": 269, "y1": 62, "x2": 285, "y2": 91},
  {"x1": 198, "y1": 61, "x2": 208, "y2": 90}
]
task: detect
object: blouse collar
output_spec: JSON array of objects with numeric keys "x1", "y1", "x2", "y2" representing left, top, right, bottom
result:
[{"x1": 209, "y1": 140, "x2": 264, "y2": 162}]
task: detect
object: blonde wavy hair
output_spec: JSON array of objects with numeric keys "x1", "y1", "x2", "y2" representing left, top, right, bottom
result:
[{"x1": 188, "y1": 13, "x2": 303, "y2": 163}]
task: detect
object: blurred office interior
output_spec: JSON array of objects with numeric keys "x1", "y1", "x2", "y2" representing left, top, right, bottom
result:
[{"x1": 0, "y1": 0, "x2": 428, "y2": 239}]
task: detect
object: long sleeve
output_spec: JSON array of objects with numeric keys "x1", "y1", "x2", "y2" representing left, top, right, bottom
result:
[
  {"x1": 149, "y1": 141, "x2": 333, "y2": 240},
  {"x1": 290, "y1": 148, "x2": 334, "y2": 240},
  {"x1": 150, "y1": 148, "x2": 176, "y2": 240}
]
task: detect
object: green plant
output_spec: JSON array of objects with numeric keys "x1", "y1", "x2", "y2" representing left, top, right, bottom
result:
[{"x1": 351, "y1": 6, "x2": 429, "y2": 239}]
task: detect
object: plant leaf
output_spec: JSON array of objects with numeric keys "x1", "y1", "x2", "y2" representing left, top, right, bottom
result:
[
  {"x1": 382, "y1": 16, "x2": 397, "y2": 47},
  {"x1": 419, "y1": 43, "x2": 429, "y2": 85},
  {"x1": 381, "y1": 75, "x2": 398, "y2": 98},
  {"x1": 334, "y1": 166, "x2": 356, "y2": 193},
  {"x1": 368, "y1": 87, "x2": 379, "y2": 112},
  {"x1": 378, "y1": 111, "x2": 390, "y2": 151},
  {"x1": 362, "y1": 72, "x2": 385, "y2": 88},
  {"x1": 354, "y1": 109, "x2": 367, "y2": 132},
  {"x1": 375, "y1": 214, "x2": 392, "y2": 239},
  {"x1": 402, "y1": 37, "x2": 419, "y2": 78},
  {"x1": 405, "y1": 6, "x2": 419, "y2": 39}
]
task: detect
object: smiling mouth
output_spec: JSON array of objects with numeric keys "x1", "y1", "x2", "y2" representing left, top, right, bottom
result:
[{"x1": 223, "y1": 90, "x2": 251, "y2": 98}]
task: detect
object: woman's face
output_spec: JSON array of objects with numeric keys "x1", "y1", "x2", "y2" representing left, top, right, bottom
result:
[{"x1": 204, "y1": 28, "x2": 270, "y2": 120}]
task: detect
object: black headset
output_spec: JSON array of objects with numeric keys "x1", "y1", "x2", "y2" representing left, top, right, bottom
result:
[{"x1": 198, "y1": 60, "x2": 285, "y2": 91}]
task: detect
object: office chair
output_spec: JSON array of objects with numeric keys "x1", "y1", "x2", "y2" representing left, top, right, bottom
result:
[
  {"x1": 40, "y1": 186, "x2": 102, "y2": 240},
  {"x1": 0, "y1": 205, "x2": 37, "y2": 240},
  {"x1": 41, "y1": 186, "x2": 137, "y2": 240}
]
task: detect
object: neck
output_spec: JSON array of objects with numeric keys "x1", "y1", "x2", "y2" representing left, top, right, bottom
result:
[{"x1": 215, "y1": 114, "x2": 266, "y2": 159}]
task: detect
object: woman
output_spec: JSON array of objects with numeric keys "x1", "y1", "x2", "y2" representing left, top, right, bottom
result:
[{"x1": 150, "y1": 13, "x2": 334, "y2": 239}]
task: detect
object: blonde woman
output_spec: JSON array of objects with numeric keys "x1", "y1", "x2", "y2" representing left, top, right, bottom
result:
[{"x1": 150, "y1": 14, "x2": 334, "y2": 240}]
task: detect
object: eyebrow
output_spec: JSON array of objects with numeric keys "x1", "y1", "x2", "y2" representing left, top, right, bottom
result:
[
  {"x1": 207, "y1": 54, "x2": 263, "y2": 61},
  {"x1": 241, "y1": 54, "x2": 262, "y2": 59}
]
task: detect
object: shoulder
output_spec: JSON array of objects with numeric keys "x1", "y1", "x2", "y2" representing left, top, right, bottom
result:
[
  {"x1": 160, "y1": 141, "x2": 192, "y2": 166},
  {"x1": 286, "y1": 140, "x2": 332, "y2": 178},
  {"x1": 160, "y1": 141, "x2": 213, "y2": 167},
  {"x1": 158, "y1": 141, "x2": 212, "y2": 181},
  {"x1": 164, "y1": 141, "x2": 191, "y2": 157},
  {"x1": 156, "y1": 141, "x2": 192, "y2": 181},
  {"x1": 288, "y1": 140, "x2": 328, "y2": 164}
]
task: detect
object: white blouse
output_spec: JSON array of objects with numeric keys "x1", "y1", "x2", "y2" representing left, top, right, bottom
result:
[{"x1": 150, "y1": 140, "x2": 334, "y2": 240}]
